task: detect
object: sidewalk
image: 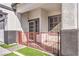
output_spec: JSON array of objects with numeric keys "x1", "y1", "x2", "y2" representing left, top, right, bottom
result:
[
  {"x1": 0, "y1": 44, "x2": 26, "y2": 56},
  {"x1": 0, "y1": 47, "x2": 11, "y2": 56},
  {"x1": 7, "y1": 44, "x2": 26, "y2": 51}
]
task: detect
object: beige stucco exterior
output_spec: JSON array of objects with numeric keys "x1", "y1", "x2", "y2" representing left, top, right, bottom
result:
[
  {"x1": 20, "y1": 8, "x2": 61, "y2": 32},
  {"x1": 15, "y1": 3, "x2": 61, "y2": 45}
]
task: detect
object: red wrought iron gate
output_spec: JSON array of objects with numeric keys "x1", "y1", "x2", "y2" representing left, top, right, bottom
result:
[{"x1": 18, "y1": 32, "x2": 60, "y2": 56}]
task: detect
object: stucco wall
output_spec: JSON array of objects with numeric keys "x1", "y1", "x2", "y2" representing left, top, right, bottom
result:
[
  {"x1": 21, "y1": 13, "x2": 29, "y2": 32},
  {"x1": 61, "y1": 29, "x2": 78, "y2": 56},
  {"x1": 62, "y1": 3, "x2": 77, "y2": 30},
  {"x1": 78, "y1": 3, "x2": 79, "y2": 56},
  {"x1": 21, "y1": 8, "x2": 61, "y2": 32},
  {"x1": 4, "y1": 31, "x2": 17, "y2": 44},
  {"x1": 0, "y1": 30, "x2": 4, "y2": 43},
  {"x1": 40, "y1": 9, "x2": 48, "y2": 32},
  {"x1": 28, "y1": 9, "x2": 41, "y2": 19},
  {"x1": 48, "y1": 10, "x2": 61, "y2": 16},
  {"x1": 61, "y1": 3, "x2": 78, "y2": 56},
  {"x1": 0, "y1": 6, "x2": 22, "y2": 44},
  {"x1": 20, "y1": 8, "x2": 61, "y2": 43},
  {"x1": 0, "y1": 7, "x2": 22, "y2": 31}
]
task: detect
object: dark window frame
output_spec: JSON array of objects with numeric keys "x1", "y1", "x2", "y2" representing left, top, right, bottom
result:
[
  {"x1": 48, "y1": 14, "x2": 61, "y2": 31},
  {"x1": 28, "y1": 18, "x2": 39, "y2": 32}
]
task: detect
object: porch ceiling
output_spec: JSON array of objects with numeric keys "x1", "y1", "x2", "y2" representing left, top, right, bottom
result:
[{"x1": 16, "y1": 3, "x2": 61, "y2": 13}]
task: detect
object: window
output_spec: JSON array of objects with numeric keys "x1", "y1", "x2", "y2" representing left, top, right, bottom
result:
[
  {"x1": 28, "y1": 18, "x2": 39, "y2": 32},
  {"x1": 48, "y1": 15, "x2": 61, "y2": 31}
]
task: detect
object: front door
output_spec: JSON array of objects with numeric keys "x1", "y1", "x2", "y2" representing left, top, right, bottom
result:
[
  {"x1": 29, "y1": 18, "x2": 39, "y2": 42},
  {"x1": 29, "y1": 21, "x2": 35, "y2": 32}
]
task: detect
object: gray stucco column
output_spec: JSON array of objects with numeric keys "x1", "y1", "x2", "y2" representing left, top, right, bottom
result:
[
  {"x1": 78, "y1": 3, "x2": 79, "y2": 56},
  {"x1": 61, "y1": 3, "x2": 78, "y2": 56}
]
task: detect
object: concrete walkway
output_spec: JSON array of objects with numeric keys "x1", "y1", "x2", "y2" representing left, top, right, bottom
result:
[
  {"x1": 7, "y1": 44, "x2": 26, "y2": 51},
  {"x1": 0, "y1": 44, "x2": 54, "y2": 56},
  {"x1": 13, "y1": 51, "x2": 24, "y2": 56},
  {"x1": 0, "y1": 44, "x2": 26, "y2": 56},
  {"x1": 0, "y1": 47, "x2": 11, "y2": 56}
]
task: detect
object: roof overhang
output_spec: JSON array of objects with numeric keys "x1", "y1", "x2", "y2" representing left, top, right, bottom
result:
[
  {"x1": 15, "y1": 3, "x2": 61, "y2": 13},
  {"x1": 0, "y1": 4, "x2": 13, "y2": 11}
]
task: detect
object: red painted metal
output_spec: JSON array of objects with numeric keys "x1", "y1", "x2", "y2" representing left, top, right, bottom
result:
[
  {"x1": 18, "y1": 32, "x2": 22, "y2": 44},
  {"x1": 26, "y1": 32, "x2": 29, "y2": 46},
  {"x1": 17, "y1": 32, "x2": 60, "y2": 55}
]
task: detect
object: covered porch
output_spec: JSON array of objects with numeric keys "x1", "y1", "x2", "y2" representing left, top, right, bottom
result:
[{"x1": 13, "y1": 3, "x2": 61, "y2": 55}]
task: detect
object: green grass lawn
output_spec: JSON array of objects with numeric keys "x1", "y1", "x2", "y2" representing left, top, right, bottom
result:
[
  {"x1": 0, "y1": 44, "x2": 16, "y2": 48},
  {"x1": 17, "y1": 47, "x2": 49, "y2": 56},
  {"x1": 4, "y1": 53, "x2": 18, "y2": 56}
]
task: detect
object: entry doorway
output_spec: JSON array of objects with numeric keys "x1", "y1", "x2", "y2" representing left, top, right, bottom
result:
[{"x1": 28, "y1": 18, "x2": 39, "y2": 42}]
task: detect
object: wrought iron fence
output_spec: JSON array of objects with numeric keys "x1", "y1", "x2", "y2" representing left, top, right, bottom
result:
[{"x1": 18, "y1": 32, "x2": 60, "y2": 56}]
